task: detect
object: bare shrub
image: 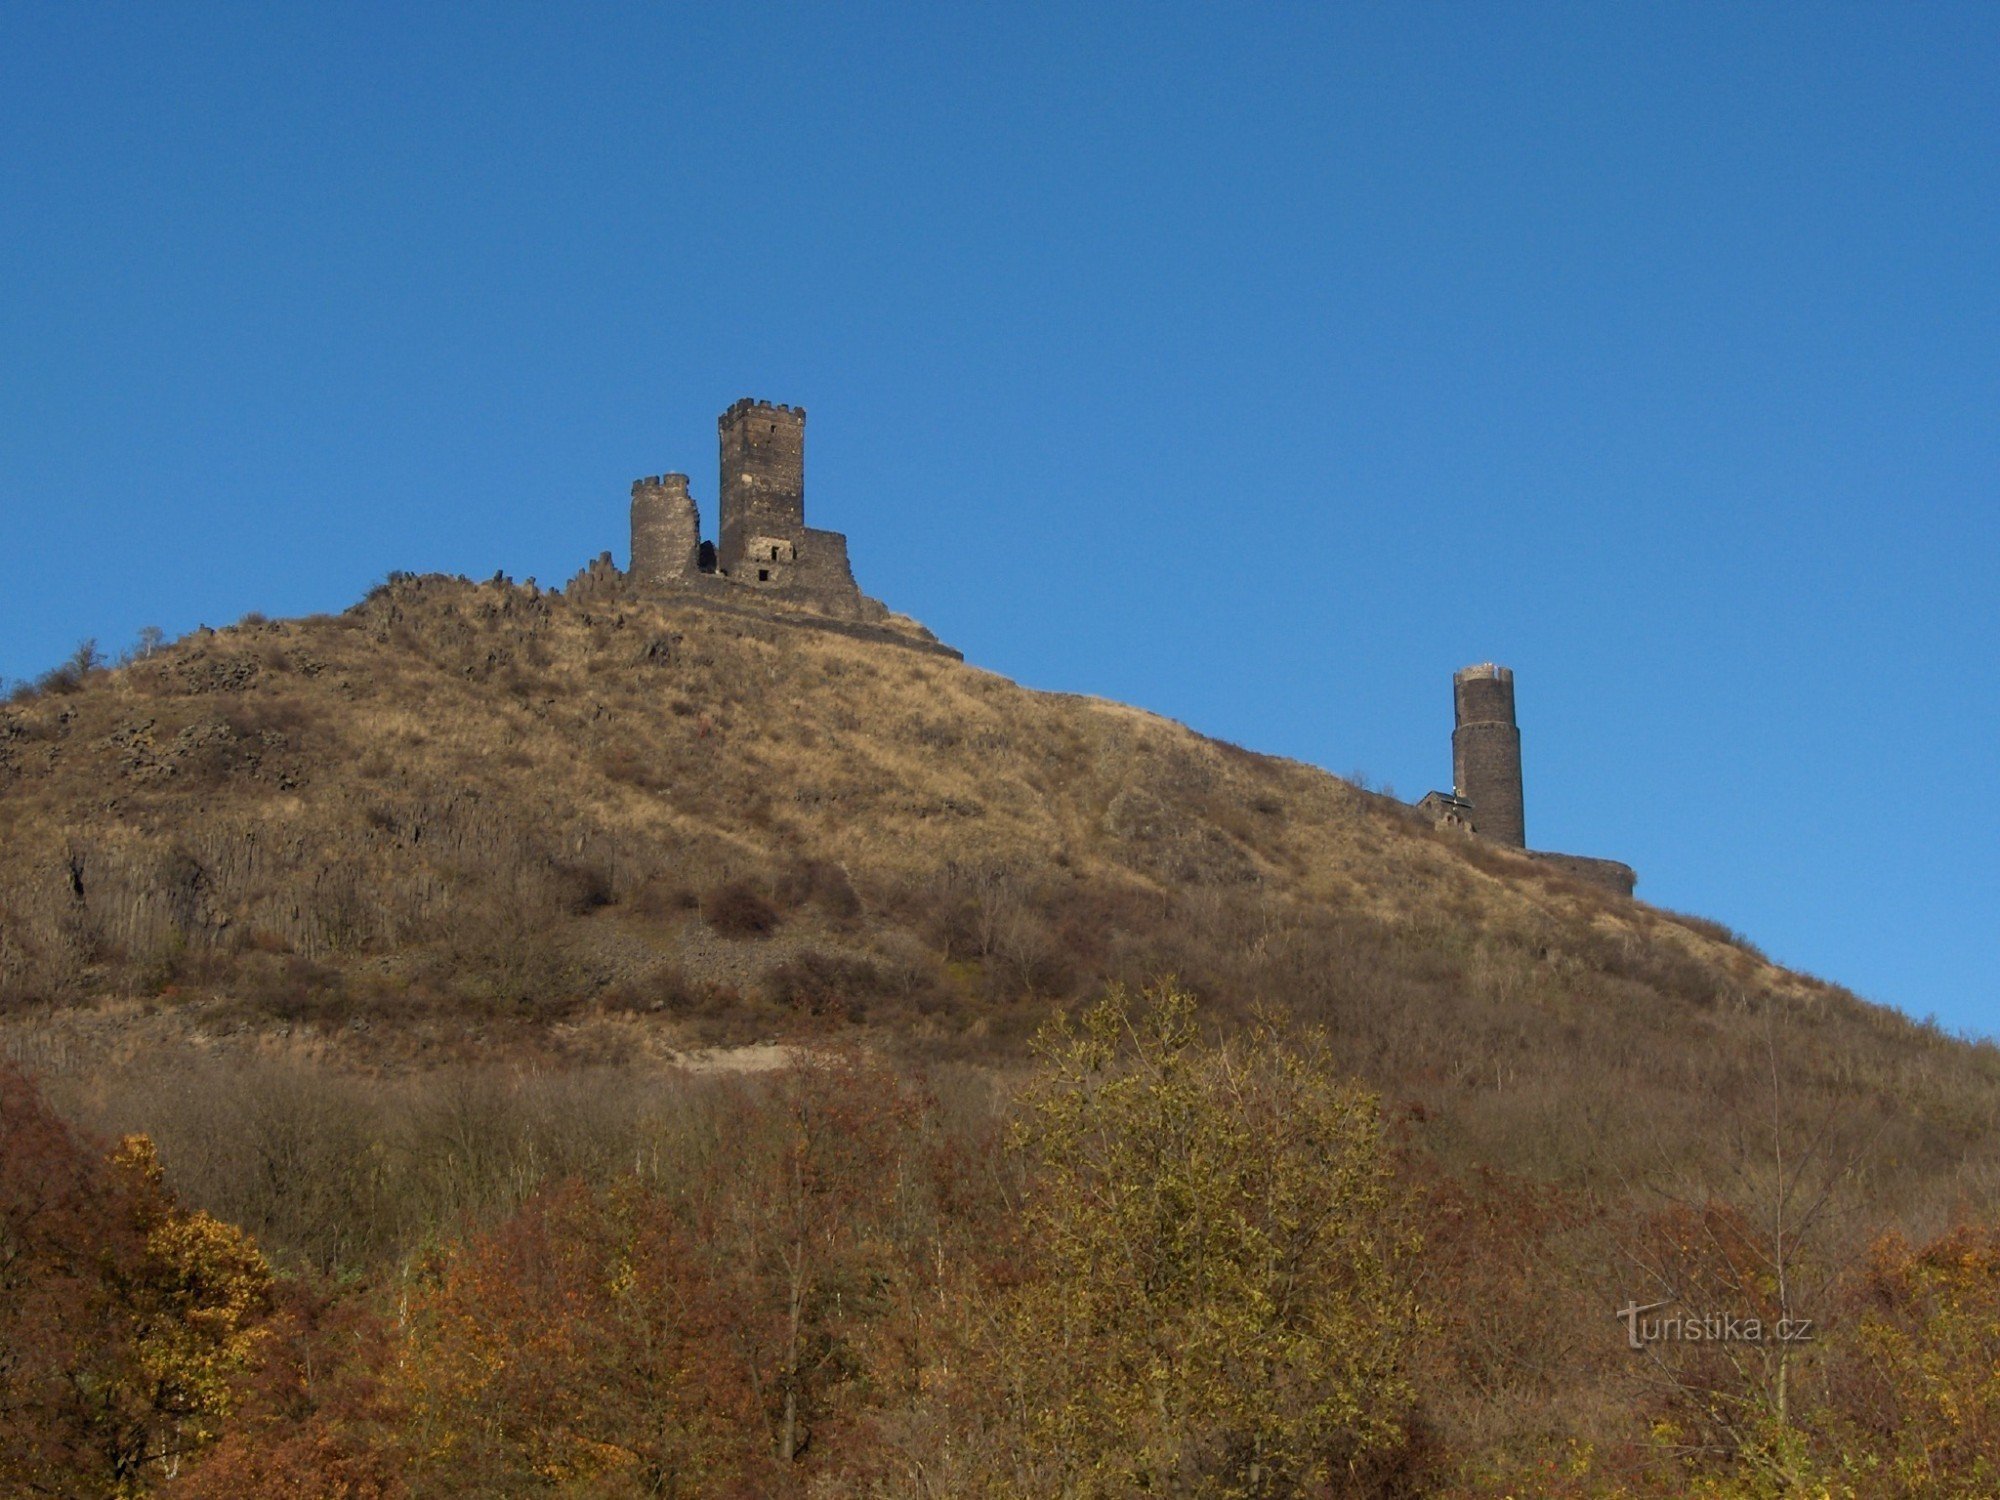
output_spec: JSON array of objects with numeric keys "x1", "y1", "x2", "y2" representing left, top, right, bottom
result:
[
  {"x1": 35, "y1": 639, "x2": 104, "y2": 696},
  {"x1": 223, "y1": 952, "x2": 352, "y2": 1024},
  {"x1": 599, "y1": 745, "x2": 665, "y2": 790},
  {"x1": 601, "y1": 960, "x2": 708, "y2": 1016},
  {"x1": 631, "y1": 875, "x2": 701, "y2": 920},
  {"x1": 548, "y1": 857, "x2": 616, "y2": 915},
  {"x1": 703, "y1": 879, "x2": 781, "y2": 939},
  {"x1": 773, "y1": 857, "x2": 862, "y2": 923},
  {"x1": 764, "y1": 949, "x2": 881, "y2": 1022}
]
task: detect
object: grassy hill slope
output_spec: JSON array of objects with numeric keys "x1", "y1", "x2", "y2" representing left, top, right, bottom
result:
[{"x1": 1, "y1": 575, "x2": 1994, "y2": 1219}]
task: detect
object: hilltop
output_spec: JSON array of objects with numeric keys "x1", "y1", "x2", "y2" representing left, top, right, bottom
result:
[{"x1": 2, "y1": 574, "x2": 1994, "y2": 1211}]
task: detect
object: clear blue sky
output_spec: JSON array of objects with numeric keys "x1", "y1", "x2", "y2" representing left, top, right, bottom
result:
[{"x1": 3, "y1": 5, "x2": 1994, "y2": 1035}]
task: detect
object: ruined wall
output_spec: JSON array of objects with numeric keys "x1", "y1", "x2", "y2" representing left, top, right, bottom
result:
[
  {"x1": 717, "y1": 400, "x2": 806, "y2": 579},
  {"x1": 565, "y1": 551, "x2": 626, "y2": 606},
  {"x1": 1528, "y1": 851, "x2": 1638, "y2": 898},
  {"x1": 791, "y1": 528, "x2": 887, "y2": 621},
  {"x1": 1452, "y1": 663, "x2": 1525, "y2": 849},
  {"x1": 1418, "y1": 790, "x2": 1475, "y2": 832},
  {"x1": 630, "y1": 473, "x2": 701, "y2": 593}
]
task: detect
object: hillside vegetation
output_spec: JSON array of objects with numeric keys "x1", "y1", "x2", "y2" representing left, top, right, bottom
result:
[
  {"x1": 2, "y1": 576, "x2": 1988, "y2": 1185},
  {"x1": 4, "y1": 577, "x2": 1999, "y2": 1496}
]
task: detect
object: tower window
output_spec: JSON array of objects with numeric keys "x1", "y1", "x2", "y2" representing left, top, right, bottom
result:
[{"x1": 758, "y1": 569, "x2": 770, "y2": 582}]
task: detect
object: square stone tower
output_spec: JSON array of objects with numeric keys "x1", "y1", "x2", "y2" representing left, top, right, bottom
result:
[{"x1": 717, "y1": 399, "x2": 806, "y2": 585}]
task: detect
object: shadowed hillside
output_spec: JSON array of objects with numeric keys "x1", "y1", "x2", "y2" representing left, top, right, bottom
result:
[{"x1": 2, "y1": 574, "x2": 1994, "y2": 1216}]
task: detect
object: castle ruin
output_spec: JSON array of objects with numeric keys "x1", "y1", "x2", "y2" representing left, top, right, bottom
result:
[
  {"x1": 572, "y1": 400, "x2": 1629, "y2": 892},
  {"x1": 569, "y1": 399, "x2": 895, "y2": 627},
  {"x1": 1419, "y1": 663, "x2": 1636, "y2": 896}
]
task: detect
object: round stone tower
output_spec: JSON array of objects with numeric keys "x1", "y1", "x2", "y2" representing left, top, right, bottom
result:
[
  {"x1": 629, "y1": 473, "x2": 700, "y2": 593},
  {"x1": 1452, "y1": 663, "x2": 1525, "y2": 849}
]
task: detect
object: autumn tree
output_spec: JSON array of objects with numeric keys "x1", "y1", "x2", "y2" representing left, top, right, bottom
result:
[
  {"x1": 164, "y1": 1278, "x2": 409, "y2": 1500},
  {"x1": 971, "y1": 984, "x2": 1425, "y2": 1498},
  {"x1": 0, "y1": 1063, "x2": 271, "y2": 1497},
  {"x1": 395, "y1": 1177, "x2": 766, "y2": 1498},
  {"x1": 1821, "y1": 1224, "x2": 2000, "y2": 1498},
  {"x1": 1617, "y1": 999, "x2": 1877, "y2": 1496},
  {"x1": 698, "y1": 1048, "x2": 932, "y2": 1475}
]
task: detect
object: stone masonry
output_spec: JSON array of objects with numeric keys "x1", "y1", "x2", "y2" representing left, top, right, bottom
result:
[
  {"x1": 1452, "y1": 663, "x2": 1526, "y2": 850},
  {"x1": 718, "y1": 399, "x2": 806, "y2": 583},
  {"x1": 630, "y1": 473, "x2": 701, "y2": 591}
]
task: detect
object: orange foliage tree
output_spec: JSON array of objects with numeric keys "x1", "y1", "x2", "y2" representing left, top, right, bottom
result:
[
  {"x1": 0, "y1": 1062, "x2": 271, "y2": 1497},
  {"x1": 395, "y1": 1176, "x2": 769, "y2": 1497},
  {"x1": 697, "y1": 1049, "x2": 933, "y2": 1474},
  {"x1": 163, "y1": 1277, "x2": 409, "y2": 1500}
]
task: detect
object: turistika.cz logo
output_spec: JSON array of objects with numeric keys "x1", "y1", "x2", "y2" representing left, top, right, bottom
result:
[{"x1": 1616, "y1": 1300, "x2": 1815, "y2": 1351}]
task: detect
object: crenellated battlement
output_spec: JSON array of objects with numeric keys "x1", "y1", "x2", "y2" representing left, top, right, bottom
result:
[
  {"x1": 721, "y1": 398, "x2": 805, "y2": 422},
  {"x1": 631, "y1": 473, "x2": 691, "y2": 494}
]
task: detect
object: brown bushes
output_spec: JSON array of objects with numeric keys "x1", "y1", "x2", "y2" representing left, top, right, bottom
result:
[
  {"x1": 703, "y1": 878, "x2": 781, "y2": 938},
  {"x1": 2, "y1": 572, "x2": 1994, "y2": 1275},
  {"x1": 6, "y1": 976, "x2": 2000, "y2": 1497},
  {"x1": 773, "y1": 856, "x2": 862, "y2": 923},
  {"x1": 598, "y1": 744, "x2": 665, "y2": 790},
  {"x1": 629, "y1": 875, "x2": 701, "y2": 920},
  {"x1": 763, "y1": 949, "x2": 881, "y2": 1022}
]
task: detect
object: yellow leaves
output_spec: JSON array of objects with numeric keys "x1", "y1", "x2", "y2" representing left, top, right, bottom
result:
[
  {"x1": 999, "y1": 982, "x2": 1423, "y2": 1498},
  {"x1": 148, "y1": 1208, "x2": 272, "y2": 1336},
  {"x1": 387, "y1": 1178, "x2": 766, "y2": 1494},
  {"x1": 128, "y1": 1165, "x2": 273, "y2": 1453},
  {"x1": 1786, "y1": 1223, "x2": 2000, "y2": 1496},
  {"x1": 111, "y1": 1132, "x2": 166, "y2": 1188}
]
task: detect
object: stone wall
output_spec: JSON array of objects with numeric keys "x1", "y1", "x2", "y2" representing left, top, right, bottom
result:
[
  {"x1": 1418, "y1": 789, "x2": 1475, "y2": 832},
  {"x1": 565, "y1": 551, "x2": 625, "y2": 606},
  {"x1": 790, "y1": 528, "x2": 887, "y2": 621},
  {"x1": 1528, "y1": 851, "x2": 1638, "y2": 898}
]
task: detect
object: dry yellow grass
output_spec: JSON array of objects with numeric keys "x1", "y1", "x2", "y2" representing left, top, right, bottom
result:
[{"x1": 1, "y1": 573, "x2": 1995, "y2": 1227}]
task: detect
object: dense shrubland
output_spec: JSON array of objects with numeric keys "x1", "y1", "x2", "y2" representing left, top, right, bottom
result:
[{"x1": 6, "y1": 985, "x2": 2000, "y2": 1498}]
